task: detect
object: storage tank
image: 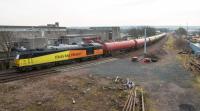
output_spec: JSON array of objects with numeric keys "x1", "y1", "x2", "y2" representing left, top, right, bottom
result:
[{"x1": 102, "y1": 40, "x2": 136, "y2": 51}]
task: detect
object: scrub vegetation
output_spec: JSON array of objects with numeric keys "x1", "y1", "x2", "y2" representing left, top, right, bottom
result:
[{"x1": 0, "y1": 73, "x2": 129, "y2": 111}]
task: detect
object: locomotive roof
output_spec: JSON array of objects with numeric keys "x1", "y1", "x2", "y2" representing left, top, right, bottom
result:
[{"x1": 18, "y1": 43, "x2": 102, "y2": 55}]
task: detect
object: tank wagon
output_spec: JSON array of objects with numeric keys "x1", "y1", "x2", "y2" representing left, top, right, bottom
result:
[
  {"x1": 14, "y1": 33, "x2": 166, "y2": 72},
  {"x1": 102, "y1": 40, "x2": 136, "y2": 51},
  {"x1": 102, "y1": 33, "x2": 166, "y2": 55}
]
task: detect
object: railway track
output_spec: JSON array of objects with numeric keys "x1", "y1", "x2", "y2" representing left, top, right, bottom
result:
[
  {"x1": 0, "y1": 69, "x2": 59, "y2": 83},
  {"x1": 0, "y1": 36, "x2": 167, "y2": 84},
  {"x1": 0, "y1": 57, "x2": 117, "y2": 83},
  {"x1": 123, "y1": 87, "x2": 145, "y2": 111},
  {"x1": 55, "y1": 57, "x2": 117, "y2": 72}
]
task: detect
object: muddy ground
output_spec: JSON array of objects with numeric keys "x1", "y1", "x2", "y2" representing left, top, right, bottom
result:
[{"x1": 0, "y1": 34, "x2": 200, "y2": 111}]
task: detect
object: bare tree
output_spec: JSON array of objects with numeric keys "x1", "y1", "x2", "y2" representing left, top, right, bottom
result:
[
  {"x1": 175, "y1": 27, "x2": 187, "y2": 36},
  {"x1": 128, "y1": 26, "x2": 156, "y2": 38},
  {"x1": 0, "y1": 31, "x2": 15, "y2": 68}
]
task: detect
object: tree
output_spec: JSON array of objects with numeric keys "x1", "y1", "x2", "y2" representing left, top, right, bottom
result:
[
  {"x1": 141, "y1": 26, "x2": 156, "y2": 37},
  {"x1": 0, "y1": 31, "x2": 15, "y2": 68},
  {"x1": 128, "y1": 26, "x2": 156, "y2": 38},
  {"x1": 157, "y1": 28, "x2": 169, "y2": 33},
  {"x1": 175, "y1": 27, "x2": 187, "y2": 36},
  {"x1": 128, "y1": 28, "x2": 141, "y2": 38}
]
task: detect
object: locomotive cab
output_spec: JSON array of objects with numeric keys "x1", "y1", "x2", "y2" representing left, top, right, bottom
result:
[
  {"x1": 14, "y1": 52, "x2": 34, "y2": 72},
  {"x1": 14, "y1": 54, "x2": 20, "y2": 67}
]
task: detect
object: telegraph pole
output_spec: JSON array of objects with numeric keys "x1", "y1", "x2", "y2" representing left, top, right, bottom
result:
[
  {"x1": 186, "y1": 22, "x2": 188, "y2": 39},
  {"x1": 144, "y1": 28, "x2": 147, "y2": 55}
]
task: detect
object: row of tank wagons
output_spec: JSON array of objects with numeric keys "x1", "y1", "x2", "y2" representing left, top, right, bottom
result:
[
  {"x1": 14, "y1": 33, "x2": 166, "y2": 72},
  {"x1": 102, "y1": 33, "x2": 166, "y2": 52}
]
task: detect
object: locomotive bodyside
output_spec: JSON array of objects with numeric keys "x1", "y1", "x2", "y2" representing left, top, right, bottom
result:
[{"x1": 15, "y1": 44, "x2": 103, "y2": 71}]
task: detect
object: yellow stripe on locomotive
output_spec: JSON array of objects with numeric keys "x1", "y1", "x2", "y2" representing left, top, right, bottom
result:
[{"x1": 15, "y1": 49, "x2": 103, "y2": 67}]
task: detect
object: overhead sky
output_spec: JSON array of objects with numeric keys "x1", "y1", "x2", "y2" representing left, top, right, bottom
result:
[{"x1": 0, "y1": 0, "x2": 200, "y2": 26}]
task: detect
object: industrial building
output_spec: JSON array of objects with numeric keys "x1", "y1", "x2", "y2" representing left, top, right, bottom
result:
[
  {"x1": 57, "y1": 34, "x2": 97, "y2": 45},
  {"x1": 19, "y1": 37, "x2": 48, "y2": 49},
  {"x1": 0, "y1": 23, "x2": 121, "y2": 50}
]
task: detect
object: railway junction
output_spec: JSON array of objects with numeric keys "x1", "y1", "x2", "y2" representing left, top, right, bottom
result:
[{"x1": 0, "y1": 33, "x2": 200, "y2": 111}]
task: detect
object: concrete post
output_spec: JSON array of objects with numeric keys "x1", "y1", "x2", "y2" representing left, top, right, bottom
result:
[{"x1": 144, "y1": 29, "x2": 147, "y2": 54}]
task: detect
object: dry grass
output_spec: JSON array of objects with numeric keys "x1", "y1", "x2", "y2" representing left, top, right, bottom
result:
[
  {"x1": 145, "y1": 98, "x2": 158, "y2": 111},
  {"x1": 176, "y1": 54, "x2": 190, "y2": 69},
  {"x1": 164, "y1": 35, "x2": 175, "y2": 50},
  {"x1": 171, "y1": 35, "x2": 200, "y2": 91},
  {"x1": 0, "y1": 73, "x2": 129, "y2": 111}
]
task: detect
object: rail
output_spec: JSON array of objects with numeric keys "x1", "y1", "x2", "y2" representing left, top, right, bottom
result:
[
  {"x1": 123, "y1": 87, "x2": 145, "y2": 111},
  {"x1": 0, "y1": 57, "x2": 117, "y2": 83}
]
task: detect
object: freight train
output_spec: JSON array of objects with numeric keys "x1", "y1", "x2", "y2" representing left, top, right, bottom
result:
[{"x1": 14, "y1": 33, "x2": 166, "y2": 72}]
